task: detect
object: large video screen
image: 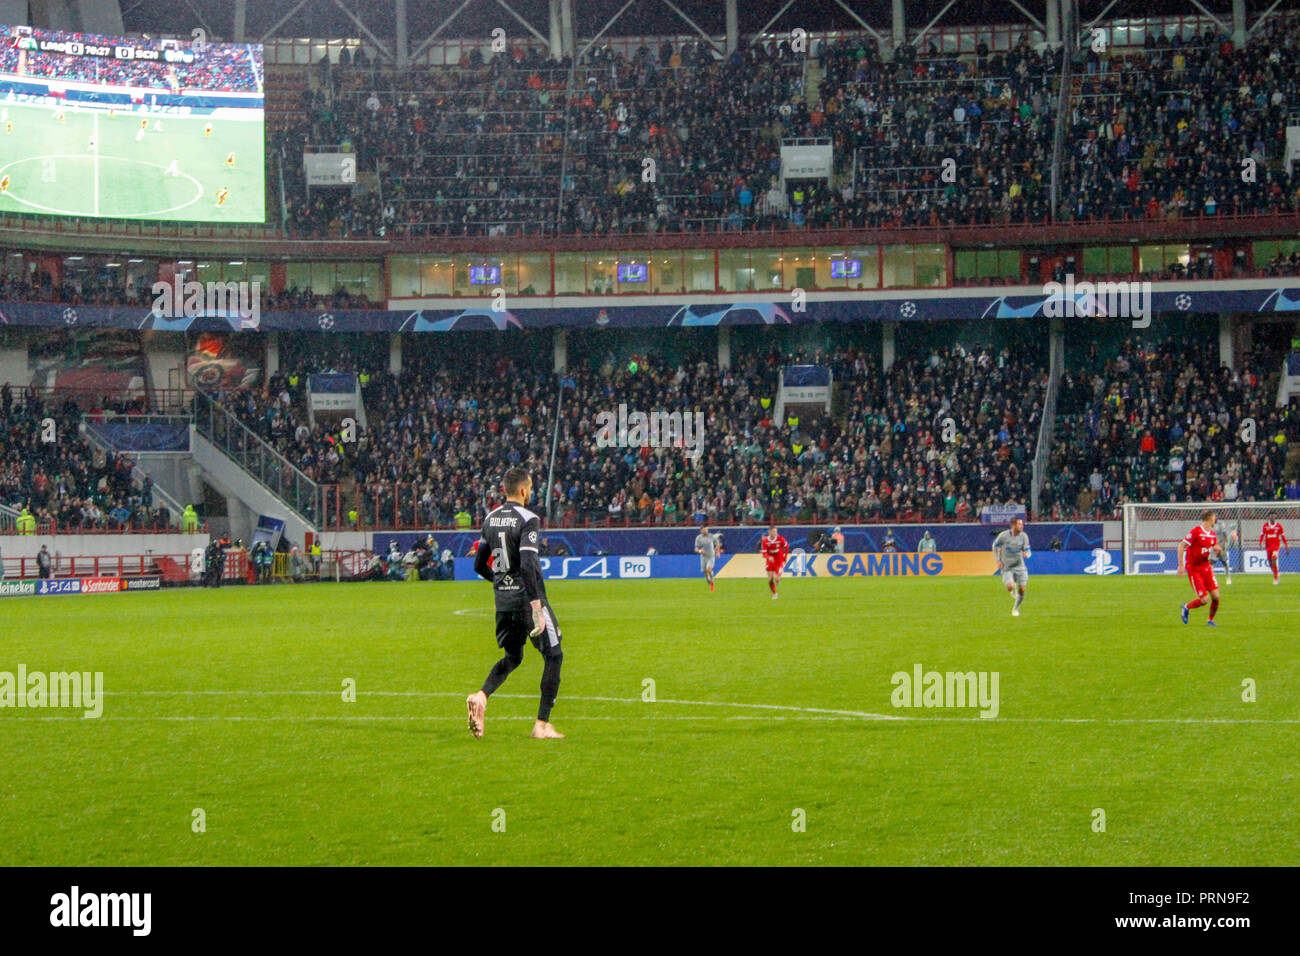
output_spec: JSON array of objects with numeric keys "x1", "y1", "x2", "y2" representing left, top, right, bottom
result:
[{"x1": 0, "y1": 24, "x2": 264, "y2": 222}]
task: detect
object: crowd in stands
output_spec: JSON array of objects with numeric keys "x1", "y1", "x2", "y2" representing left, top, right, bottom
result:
[
  {"x1": 836, "y1": 346, "x2": 1045, "y2": 520},
  {"x1": 1262, "y1": 250, "x2": 1300, "y2": 277},
  {"x1": 1046, "y1": 338, "x2": 1296, "y2": 519},
  {"x1": 1062, "y1": 19, "x2": 1299, "y2": 222},
  {"x1": 0, "y1": 386, "x2": 171, "y2": 531},
  {"x1": 213, "y1": 335, "x2": 1048, "y2": 529},
  {"x1": 270, "y1": 13, "x2": 1298, "y2": 240},
  {"x1": 4, "y1": 326, "x2": 1294, "y2": 533},
  {"x1": 200, "y1": 326, "x2": 1300, "y2": 531},
  {"x1": 797, "y1": 33, "x2": 1057, "y2": 228}
]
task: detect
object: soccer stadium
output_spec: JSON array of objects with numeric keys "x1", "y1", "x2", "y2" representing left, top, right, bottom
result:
[{"x1": 0, "y1": 0, "x2": 1298, "y2": 899}]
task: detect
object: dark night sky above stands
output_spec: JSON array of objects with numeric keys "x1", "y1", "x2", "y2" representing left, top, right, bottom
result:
[{"x1": 119, "y1": 0, "x2": 1256, "y2": 43}]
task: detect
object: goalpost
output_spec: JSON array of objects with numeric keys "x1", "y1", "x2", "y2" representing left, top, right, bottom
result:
[{"x1": 1122, "y1": 501, "x2": 1300, "y2": 576}]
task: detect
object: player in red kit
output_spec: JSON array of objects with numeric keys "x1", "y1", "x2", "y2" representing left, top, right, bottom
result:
[
  {"x1": 1179, "y1": 509, "x2": 1221, "y2": 626},
  {"x1": 1259, "y1": 512, "x2": 1289, "y2": 585},
  {"x1": 761, "y1": 525, "x2": 788, "y2": 600}
]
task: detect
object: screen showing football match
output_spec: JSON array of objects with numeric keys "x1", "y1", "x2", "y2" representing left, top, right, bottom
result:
[{"x1": 0, "y1": 24, "x2": 264, "y2": 222}]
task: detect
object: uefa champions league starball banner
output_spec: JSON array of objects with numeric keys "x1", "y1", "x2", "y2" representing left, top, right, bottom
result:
[{"x1": 5, "y1": 282, "x2": 1300, "y2": 332}]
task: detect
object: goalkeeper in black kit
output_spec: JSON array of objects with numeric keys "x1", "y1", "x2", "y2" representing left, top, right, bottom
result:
[{"x1": 466, "y1": 467, "x2": 565, "y2": 740}]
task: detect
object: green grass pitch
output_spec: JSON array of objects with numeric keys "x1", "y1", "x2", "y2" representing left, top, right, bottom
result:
[
  {"x1": 1, "y1": 575, "x2": 1296, "y2": 866},
  {"x1": 0, "y1": 99, "x2": 264, "y2": 222}
]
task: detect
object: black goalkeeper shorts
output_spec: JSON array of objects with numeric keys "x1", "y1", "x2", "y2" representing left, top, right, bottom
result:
[{"x1": 495, "y1": 603, "x2": 562, "y2": 658}]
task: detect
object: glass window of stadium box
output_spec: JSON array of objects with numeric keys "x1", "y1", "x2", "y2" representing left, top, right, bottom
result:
[
  {"x1": 389, "y1": 255, "x2": 420, "y2": 297},
  {"x1": 589, "y1": 256, "x2": 615, "y2": 295},
  {"x1": 284, "y1": 262, "x2": 309, "y2": 295},
  {"x1": 335, "y1": 262, "x2": 381, "y2": 301},
  {"x1": 61, "y1": 255, "x2": 92, "y2": 294},
  {"x1": 1137, "y1": 244, "x2": 1190, "y2": 274},
  {"x1": 1254, "y1": 239, "x2": 1300, "y2": 267},
  {"x1": 1082, "y1": 246, "x2": 1133, "y2": 276},
  {"x1": 752, "y1": 250, "x2": 784, "y2": 290},
  {"x1": 455, "y1": 256, "x2": 514, "y2": 297},
  {"x1": 955, "y1": 249, "x2": 1021, "y2": 283},
  {"x1": 123, "y1": 258, "x2": 156, "y2": 298},
  {"x1": 1108, "y1": 22, "x2": 1138, "y2": 46},
  {"x1": 311, "y1": 262, "x2": 340, "y2": 295},
  {"x1": 684, "y1": 251, "x2": 716, "y2": 292},
  {"x1": 914, "y1": 245, "x2": 947, "y2": 287},
  {"x1": 953, "y1": 250, "x2": 976, "y2": 282},
  {"x1": 817, "y1": 247, "x2": 878, "y2": 289},
  {"x1": 651, "y1": 253, "x2": 684, "y2": 294},
  {"x1": 882, "y1": 246, "x2": 915, "y2": 287},
  {"x1": 782, "y1": 248, "x2": 816, "y2": 290},
  {"x1": 554, "y1": 252, "x2": 585, "y2": 295},
  {"x1": 516, "y1": 253, "x2": 548, "y2": 295},
  {"x1": 417, "y1": 256, "x2": 453, "y2": 296},
  {"x1": 285, "y1": 262, "x2": 345, "y2": 297},
  {"x1": 97, "y1": 258, "x2": 125, "y2": 295},
  {"x1": 615, "y1": 253, "x2": 651, "y2": 293},
  {"x1": 209, "y1": 261, "x2": 268, "y2": 285},
  {"x1": 718, "y1": 249, "x2": 752, "y2": 292}
]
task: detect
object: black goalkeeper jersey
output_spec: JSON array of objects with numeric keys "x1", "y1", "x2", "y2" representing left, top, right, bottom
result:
[{"x1": 476, "y1": 502, "x2": 547, "y2": 611}]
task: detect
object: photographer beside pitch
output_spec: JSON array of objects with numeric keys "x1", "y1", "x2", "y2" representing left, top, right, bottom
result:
[{"x1": 466, "y1": 467, "x2": 565, "y2": 740}]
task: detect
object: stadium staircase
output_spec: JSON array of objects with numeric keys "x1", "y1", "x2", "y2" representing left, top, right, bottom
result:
[
  {"x1": 190, "y1": 390, "x2": 320, "y2": 546},
  {"x1": 803, "y1": 57, "x2": 823, "y2": 109},
  {"x1": 1284, "y1": 445, "x2": 1300, "y2": 482},
  {"x1": 80, "y1": 421, "x2": 192, "y2": 529}
]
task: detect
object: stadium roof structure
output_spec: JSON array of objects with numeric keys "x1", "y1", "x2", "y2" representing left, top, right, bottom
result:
[{"x1": 24, "y1": 0, "x2": 1287, "y2": 62}]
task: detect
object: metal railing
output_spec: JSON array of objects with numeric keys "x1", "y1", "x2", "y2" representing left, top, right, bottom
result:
[
  {"x1": 1031, "y1": 323, "x2": 1063, "y2": 518},
  {"x1": 191, "y1": 390, "x2": 320, "y2": 525},
  {"x1": 2, "y1": 385, "x2": 194, "y2": 415},
  {"x1": 315, "y1": 481, "x2": 1045, "y2": 531},
  {"x1": 1049, "y1": 39, "x2": 1070, "y2": 220}
]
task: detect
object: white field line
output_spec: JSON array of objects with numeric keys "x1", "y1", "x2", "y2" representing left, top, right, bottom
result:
[
  {"x1": 15, "y1": 690, "x2": 1294, "y2": 724},
  {"x1": 10, "y1": 715, "x2": 1300, "y2": 724}
]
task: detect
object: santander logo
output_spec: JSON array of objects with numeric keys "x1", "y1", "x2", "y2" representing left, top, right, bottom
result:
[{"x1": 82, "y1": 577, "x2": 123, "y2": 594}]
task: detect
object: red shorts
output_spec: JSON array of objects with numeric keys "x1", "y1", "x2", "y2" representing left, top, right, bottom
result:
[
  {"x1": 765, "y1": 561, "x2": 784, "y2": 575},
  {"x1": 1187, "y1": 566, "x2": 1218, "y2": 597},
  {"x1": 1266, "y1": 549, "x2": 1280, "y2": 563}
]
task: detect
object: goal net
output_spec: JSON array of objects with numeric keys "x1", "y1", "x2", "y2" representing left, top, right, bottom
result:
[{"x1": 1122, "y1": 501, "x2": 1300, "y2": 575}]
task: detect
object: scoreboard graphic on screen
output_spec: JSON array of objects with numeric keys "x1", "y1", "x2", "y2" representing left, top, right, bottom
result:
[{"x1": 0, "y1": 24, "x2": 265, "y2": 223}]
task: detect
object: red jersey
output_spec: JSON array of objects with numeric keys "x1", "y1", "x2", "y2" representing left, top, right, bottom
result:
[
  {"x1": 761, "y1": 534, "x2": 789, "y2": 568},
  {"x1": 1260, "y1": 522, "x2": 1287, "y2": 552},
  {"x1": 1182, "y1": 525, "x2": 1217, "y2": 570}
]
